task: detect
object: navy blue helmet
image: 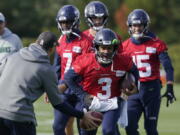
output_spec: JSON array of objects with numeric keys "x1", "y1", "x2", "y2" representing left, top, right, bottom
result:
[
  {"x1": 94, "y1": 28, "x2": 119, "y2": 64},
  {"x1": 84, "y1": 1, "x2": 109, "y2": 31},
  {"x1": 56, "y1": 5, "x2": 80, "y2": 35},
  {"x1": 127, "y1": 9, "x2": 150, "y2": 39}
]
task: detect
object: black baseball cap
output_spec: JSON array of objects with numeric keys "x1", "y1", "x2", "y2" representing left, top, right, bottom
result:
[{"x1": 37, "y1": 31, "x2": 58, "y2": 50}]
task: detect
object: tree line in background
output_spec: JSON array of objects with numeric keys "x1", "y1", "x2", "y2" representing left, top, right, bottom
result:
[
  {"x1": 1, "y1": 0, "x2": 180, "y2": 44},
  {"x1": 1, "y1": 0, "x2": 180, "y2": 82}
]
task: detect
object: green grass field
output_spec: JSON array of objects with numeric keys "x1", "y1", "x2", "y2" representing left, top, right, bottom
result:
[{"x1": 35, "y1": 84, "x2": 180, "y2": 135}]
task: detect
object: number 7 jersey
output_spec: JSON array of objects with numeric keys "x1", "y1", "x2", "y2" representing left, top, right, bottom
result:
[
  {"x1": 56, "y1": 33, "x2": 92, "y2": 79},
  {"x1": 122, "y1": 37, "x2": 167, "y2": 82}
]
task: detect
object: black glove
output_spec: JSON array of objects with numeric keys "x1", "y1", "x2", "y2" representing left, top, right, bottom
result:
[{"x1": 161, "y1": 84, "x2": 176, "y2": 107}]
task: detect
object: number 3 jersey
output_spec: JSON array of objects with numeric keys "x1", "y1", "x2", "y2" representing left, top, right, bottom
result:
[
  {"x1": 122, "y1": 37, "x2": 167, "y2": 82},
  {"x1": 56, "y1": 33, "x2": 92, "y2": 79},
  {"x1": 72, "y1": 53, "x2": 133, "y2": 99}
]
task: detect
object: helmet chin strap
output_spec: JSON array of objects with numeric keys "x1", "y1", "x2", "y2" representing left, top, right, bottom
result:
[
  {"x1": 93, "y1": 17, "x2": 108, "y2": 32},
  {"x1": 58, "y1": 23, "x2": 72, "y2": 35},
  {"x1": 93, "y1": 25, "x2": 104, "y2": 31},
  {"x1": 130, "y1": 26, "x2": 147, "y2": 40},
  {"x1": 88, "y1": 18, "x2": 106, "y2": 32},
  {"x1": 98, "y1": 57, "x2": 112, "y2": 64},
  {"x1": 61, "y1": 30, "x2": 72, "y2": 35},
  {"x1": 71, "y1": 31, "x2": 81, "y2": 39},
  {"x1": 95, "y1": 49, "x2": 115, "y2": 65},
  {"x1": 95, "y1": 50, "x2": 109, "y2": 64},
  {"x1": 58, "y1": 22, "x2": 80, "y2": 38},
  {"x1": 129, "y1": 26, "x2": 148, "y2": 40},
  {"x1": 132, "y1": 33, "x2": 144, "y2": 40}
]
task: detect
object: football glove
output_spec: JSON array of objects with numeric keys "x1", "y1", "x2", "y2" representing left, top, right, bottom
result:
[{"x1": 161, "y1": 84, "x2": 176, "y2": 107}]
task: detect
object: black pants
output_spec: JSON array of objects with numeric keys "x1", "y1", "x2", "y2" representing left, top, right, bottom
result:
[
  {"x1": 125, "y1": 80, "x2": 161, "y2": 135},
  {"x1": 0, "y1": 118, "x2": 36, "y2": 135}
]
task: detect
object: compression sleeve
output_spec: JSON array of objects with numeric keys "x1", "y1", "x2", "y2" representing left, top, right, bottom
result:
[
  {"x1": 159, "y1": 52, "x2": 174, "y2": 81},
  {"x1": 53, "y1": 51, "x2": 61, "y2": 80},
  {"x1": 64, "y1": 68, "x2": 88, "y2": 100},
  {"x1": 129, "y1": 63, "x2": 139, "y2": 86}
]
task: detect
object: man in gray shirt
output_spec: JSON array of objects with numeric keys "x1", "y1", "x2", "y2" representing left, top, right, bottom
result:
[
  {"x1": 0, "y1": 12, "x2": 23, "y2": 61},
  {"x1": 0, "y1": 31, "x2": 100, "y2": 135}
]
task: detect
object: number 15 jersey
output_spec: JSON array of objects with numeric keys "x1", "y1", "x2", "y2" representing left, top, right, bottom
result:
[{"x1": 122, "y1": 37, "x2": 167, "y2": 82}]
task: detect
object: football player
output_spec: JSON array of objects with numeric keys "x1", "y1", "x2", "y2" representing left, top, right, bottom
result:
[
  {"x1": 121, "y1": 9, "x2": 176, "y2": 135},
  {"x1": 64, "y1": 28, "x2": 138, "y2": 135},
  {"x1": 83, "y1": 1, "x2": 122, "y2": 54},
  {"x1": 52, "y1": 5, "x2": 92, "y2": 135},
  {"x1": 83, "y1": 1, "x2": 109, "y2": 40}
]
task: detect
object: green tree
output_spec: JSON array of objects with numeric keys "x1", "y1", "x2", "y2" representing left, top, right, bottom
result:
[{"x1": 1, "y1": 0, "x2": 180, "y2": 45}]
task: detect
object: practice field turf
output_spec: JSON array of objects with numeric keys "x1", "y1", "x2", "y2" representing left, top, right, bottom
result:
[{"x1": 35, "y1": 84, "x2": 180, "y2": 135}]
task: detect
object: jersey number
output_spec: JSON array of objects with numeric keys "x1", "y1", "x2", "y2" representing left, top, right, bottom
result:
[
  {"x1": 97, "y1": 78, "x2": 112, "y2": 100},
  {"x1": 132, "y1": 55, "x2": 151, "y2": 77},
  {"x1": 63, "y1": 53, "x2": 72, "y2": 73}
]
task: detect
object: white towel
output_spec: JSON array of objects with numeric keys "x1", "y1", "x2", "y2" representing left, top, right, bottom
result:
[
  {"x1": 117, "y1": 99, "x2": 128, "y2": 128},
  {"x1": 89, "y1": 97, "x2": 118, "y2": 112}
]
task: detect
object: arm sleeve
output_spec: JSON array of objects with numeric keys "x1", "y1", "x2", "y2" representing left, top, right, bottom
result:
[
  {"x1": 64, "y1": 68, "x2": 87, "y2": 100},
  {"x1": 53, "y1": 51, "x2": 61, "y2": 80},
  {"x1": 129, "y1": 63, "x2": 139, "y2": 86},
  {"x1": 159, "y1": 52, "x2": 174, "y2": 81},
  {"x1": 53, "y1": 102, "x2": 84, "y2": 119}
]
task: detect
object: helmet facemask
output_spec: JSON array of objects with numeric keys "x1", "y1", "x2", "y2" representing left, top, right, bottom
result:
[
  {"x1": 57, "y1": 18, "x2": 79, "y2": 36},
  {"x1": 129, "y1": 22, "x2": 148, "y2": 40},
  {"x1": 84, "y1": 1, "x2": 109, "y2": 32},
  {"x1": 95, "y1": 39, "x2": 119, "y2": 65},
  {"x1": 95, "y1": 47, "x2": 116, "y2": 64},
  {"x1": 127, "y1": 9, "x2": 150, "y2": 40},
  {"x1": 87, "y1": 16, "x2": 108, "y2": 31},
  {"x1": 56, "y1": 5, "x2": 80, "y2": 36}
]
